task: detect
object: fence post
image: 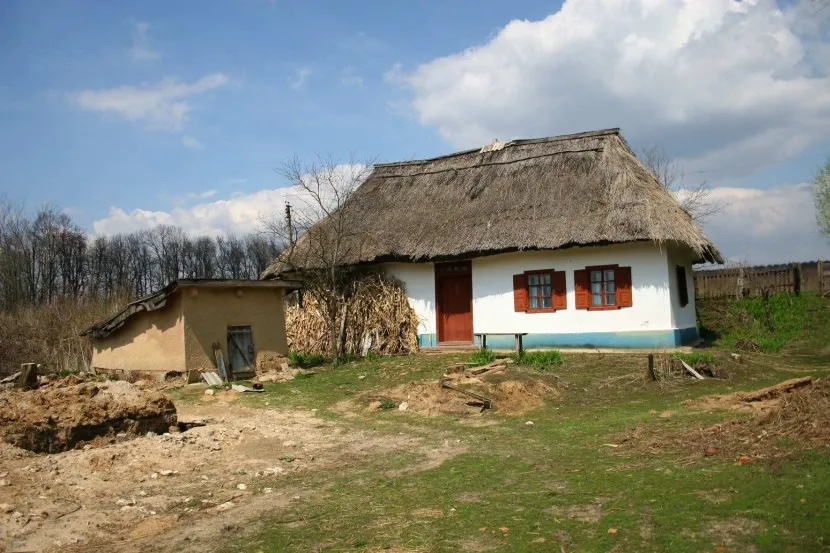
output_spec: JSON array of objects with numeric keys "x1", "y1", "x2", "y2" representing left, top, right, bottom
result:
[
  {"x1": 736, "y1": 267, "x2": 745, "y2": 300},
  {"x1": 820, "y1": 260, "x2": 825, "y2": 297},
  {"x1": 792, "y1": 264, "x2": 801, "y2": 297}
]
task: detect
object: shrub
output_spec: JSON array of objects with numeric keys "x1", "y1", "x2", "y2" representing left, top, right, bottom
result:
[
  {"x1": 379, "y1": 399, "x2": 397, "y2": 409},
  {"x1": 671, "y1": 352, "x2": 715, "y2": 366},
  {"x1": 468, "y1": 348, "x2": 495, "y2": 365},
  {"x1": 512, "y1": 349, "x2": 563, "y2": 369},
  {"x1": 288, "y1": 352, "x2": 327, "y2": 368}
]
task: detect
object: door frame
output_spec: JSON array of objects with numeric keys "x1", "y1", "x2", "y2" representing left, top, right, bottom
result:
[
  {"x1": 227, "y1": 325, "x2": 255, "y2": 376},
  {"x1": 434, "y1": 260, "x2": 474, "y2": 344}
]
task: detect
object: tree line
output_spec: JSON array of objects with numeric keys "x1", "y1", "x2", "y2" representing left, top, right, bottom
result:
[{"x1": 0, "y1": 203, "x2": 282, "y2": 311}]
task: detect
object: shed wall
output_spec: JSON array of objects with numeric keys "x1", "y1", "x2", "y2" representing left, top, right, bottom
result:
[
  {"x1": 90, "y1": 294, "x2": 186, "y2": 373},
  {"x1": 181, "y1": 286, "x2": 289, "y2": 373}
]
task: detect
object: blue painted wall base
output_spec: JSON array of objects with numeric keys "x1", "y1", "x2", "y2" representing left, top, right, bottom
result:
[{"x1": 418, "y1": 327, "x2": 699, "y2": 349}]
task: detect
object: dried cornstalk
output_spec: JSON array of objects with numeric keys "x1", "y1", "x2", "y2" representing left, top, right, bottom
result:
[{"x1": 285, "y1": 273, "x2": 419, "y2": 356}]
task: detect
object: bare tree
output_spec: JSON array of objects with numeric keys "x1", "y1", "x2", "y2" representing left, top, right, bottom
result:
[
  {"x1": 262, "y1": 154, "x2": 374, "y2": 362},
  {"x1": 640, "y1": 145, "x2": 723, "y2": 224},
  {"x1": 813, "y1": 157, "x2": 830, "y2": 239}
]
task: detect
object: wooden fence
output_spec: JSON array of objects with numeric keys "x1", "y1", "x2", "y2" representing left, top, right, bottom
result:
[{"x1": 693, "y1": 261, "x2": 830, "y2": 300}]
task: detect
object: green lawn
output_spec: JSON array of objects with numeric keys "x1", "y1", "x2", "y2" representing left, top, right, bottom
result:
[{"x1": 197, "y1": 342, "x2": 830, "y2": 553}]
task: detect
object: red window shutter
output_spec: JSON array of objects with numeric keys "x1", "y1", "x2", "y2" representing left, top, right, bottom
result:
[
  {"x1": 574, "y1": 269, "x2": 591, "y2": 309},
  {"x1": 513, "y1": 274, "x2": 528, "y2": 312},
  {"x1": 551, "y1": 271, "x2": 567, "y2": 310},
  {"x1": 617, "y1": 266, "x2": 633, "y2": 307}
]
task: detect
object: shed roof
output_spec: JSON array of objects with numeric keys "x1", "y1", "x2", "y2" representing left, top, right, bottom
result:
[
  {"x1": 262, "y1": 128, "x2": 722, "y2": 279},
  {"x1": 81, "y1": 279, "x2": 301, "y2": 340}
]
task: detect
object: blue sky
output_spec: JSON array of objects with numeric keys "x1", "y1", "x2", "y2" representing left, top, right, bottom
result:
[{"x1": 1, "y1": 0, "x2": 829, "y2": 263}]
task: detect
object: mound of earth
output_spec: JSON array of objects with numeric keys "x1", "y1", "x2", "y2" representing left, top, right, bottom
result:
[
  {"x1": 624, "y1": 377, "x2": 830, "y2": 461},
  {"x1": 683, "y1": 376, "x2": 814, "y2": 413},
  {"x1": 357, "y1": 371, "x2": 559, "y2": 416},
  {"x1": 0, "y1": 377, "x2": 176, "y2": 453}
]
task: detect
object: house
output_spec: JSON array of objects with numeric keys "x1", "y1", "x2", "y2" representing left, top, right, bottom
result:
[
  {"x1": 82, "y1": 279, "x2": 300, "y2": 378},
  {"x1": 262, "y1": 128, "x2": 723, "y2": 349}
]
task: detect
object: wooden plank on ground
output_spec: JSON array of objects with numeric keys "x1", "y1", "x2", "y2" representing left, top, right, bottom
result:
[{"x1": 680, "y1": 360, "x2": 705, "y2": 380}]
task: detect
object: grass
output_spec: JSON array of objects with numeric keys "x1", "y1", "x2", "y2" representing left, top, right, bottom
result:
[
  {"x1": 698, "y1": 292, "x2": 830, "y2": 354},
  {"x1": 468, "y1": 348, "x2": 496, "y2": 365},
  {"x1": 179, "y1": 296, "x2": 830, "y2": 552},
  {"x1": 514, "y1": 349, "x2": 563, "y2": 368},
  {"x1": 671, "y1": 351, "x2": 715, "y2": 366},
  {"x1": 214, "y1": 310, "x2": 830, "y2": 552}
]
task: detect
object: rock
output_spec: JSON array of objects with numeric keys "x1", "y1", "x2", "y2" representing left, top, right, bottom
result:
[
  {"x1": 146, "y1": 432, "x2": 157, "y2": 438},
  {"x1": 358, "y1": 375, "x2": 366, "y2": 380},
  {"x1": 282, "y1": 441, "x2": 296, "y2": 448},
  {"x1": 0, "y1": 503, "x2": 14, "y2": 513},
  {"x1": 704, "y1": 447, "x2": 719, "y2": 457},
  {"x1": 204, "y1": 389, "x2": 215, "y2": 396},
  {"x1": 236, "y1": 483, "x2": 247, "y2": 491},
  {"x1": 525, "y1": 421, "x2": 534, "y2": 426},
  {"x1": 215, "y1": 501, "x2": 235, "y2": 512},
  {"x1": 159, "y1": 470, "x2": 178, "y2": 476},
  {"x1": 116, "y1": 498, "x2": 136, "y2": 507},
  {"x1": 262, "y1": 467, "x2": 285, "y2": 477},
  {"x1": 150, "y1": 473, "x2": 159, "y2": 480},
  {"x1": 398, "y1": 401, "x2": 409, "y2": 411},
  {"x1": 263, "y1": 487, "x2": 273, "y2": 493},
  {"x1": 0, "y1": 479, "x2": 9, "y2": 487}
]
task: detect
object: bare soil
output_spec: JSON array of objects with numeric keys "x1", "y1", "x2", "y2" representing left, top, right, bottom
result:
[
  {"x1": 0, "y1": 390, "x2": 464, "y2": 553},
  {"x1": 0, "y1": 378, "x2": 176, "y2": 454},
  {"x1": 336, "y1": 369, "x2": 560, "y2": 417}
]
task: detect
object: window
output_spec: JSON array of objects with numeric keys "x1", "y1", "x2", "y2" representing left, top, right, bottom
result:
[
  {"x1": 574, "y1": 265, "x2": 633, "y2": 310},
  {"x1": 676, "y1": 265, "x2": 689, "y2": 307},
  {"x1": 513, "y1": 270, "x2": 567, "y2": 312},
  {"x1": 527, "y1": 271, "x2": 552, "y2": 309},
  {"x1": 590, "y1": 268, "x2": 616, "y2": 307}
]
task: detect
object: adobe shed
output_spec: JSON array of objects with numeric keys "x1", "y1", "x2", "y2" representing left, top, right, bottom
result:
[{"x1": 82, "y1": 279, "x2": 301, "y2": 379}]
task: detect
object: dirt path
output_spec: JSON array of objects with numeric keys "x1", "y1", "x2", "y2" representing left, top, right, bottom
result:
[{"x1": 0, "y1": 395, "x2": 465, "y2": 553}]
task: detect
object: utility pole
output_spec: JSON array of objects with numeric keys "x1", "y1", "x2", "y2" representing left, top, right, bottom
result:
[{"x1": 285, "y1": 203, "x2": 294, "y2": 248}]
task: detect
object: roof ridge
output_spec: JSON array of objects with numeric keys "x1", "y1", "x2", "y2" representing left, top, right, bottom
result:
[{"x1": 374, "y1": 128, "x2": 620, "y2": 168}]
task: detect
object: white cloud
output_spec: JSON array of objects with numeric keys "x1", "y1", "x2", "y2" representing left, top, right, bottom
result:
[
  {"x1": 342, "y1": 66, "x2": 364, "y2": 87},
  {"x1": 170, "y1": 189, "x2": 218, "y2": 205},
  {"x1": 288, "y1": 67, "x2": 311, "y2": 90},
  {"x1": 70, "y1": 73, "x2": 229, "y2": 132},
  {"x1": 181, "y1": 135, "x2": 204, "y2": 150},
  {"x1": 130, "y1": 20, "x2": 160, "y2": 62},
  {"x1": 700, "y1": 183, "x2": 830, "y2": 264},
  {"x1": 93, "y1": 165, "x2": 369, "y2": 236},
  {"x1": 393, "y1": 0, "x2": 830, "y2": 178}
]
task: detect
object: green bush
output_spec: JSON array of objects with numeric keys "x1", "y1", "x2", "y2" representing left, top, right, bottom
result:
[
  {"x1": 671, "y1": 352, "x2": 714, "y2": 366},
  {"x1": 288, "y1": 352, "x2": 327, "y2": 368},
  {"x1": 512, "y1": 349, "x2": 563, "y2": 368},
  {"x1": 379, "y1": 399, "x2": 397, "y2": 409},
  {"x1": 698, "y1": 293, "x2": 829, "y2": 353},
  {"x1": 468, "y1": 348, "x2": 495, "y2": 365}
]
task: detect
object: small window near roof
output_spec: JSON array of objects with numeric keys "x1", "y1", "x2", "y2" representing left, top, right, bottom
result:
[{"x1": 676, "y1": 265, "x2": 689, "y2": 307}]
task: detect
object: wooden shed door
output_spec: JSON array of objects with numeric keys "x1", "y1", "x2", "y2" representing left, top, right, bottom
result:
[
  {"x1": 227, "y1": 326, "x2": 255, "y2": 375},
  {"x1": 435, "y1": 262, "x2": 473, "y2": 344}
]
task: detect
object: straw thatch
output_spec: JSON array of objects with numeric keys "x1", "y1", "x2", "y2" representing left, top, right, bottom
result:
[
  {"x1": 263, "y1": 128, "x2": 722, "y2": 278},
  {"x1": 285, "y1": 273, "x2": 419, "y2": 355}
]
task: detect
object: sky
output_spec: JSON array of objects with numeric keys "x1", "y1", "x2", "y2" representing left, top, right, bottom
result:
[{"x1": 1, "y1": 0, "x2": 829, "y2": 264}]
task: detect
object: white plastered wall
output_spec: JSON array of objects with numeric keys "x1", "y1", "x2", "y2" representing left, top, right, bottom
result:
[
  {"x1": 666, "y1": 243, "x2": 699, "y2": 330},
  {"x1": 383, "y1": 262, "x2": 437, "y2": 336}
]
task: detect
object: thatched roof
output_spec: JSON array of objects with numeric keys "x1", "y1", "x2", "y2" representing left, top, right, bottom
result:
[
  {"x1": 262, "y1": 128, "x2": 722, "y2": 278},
  {"x1": 82, "y1": 279, "x2": 301, "y2": 340}
]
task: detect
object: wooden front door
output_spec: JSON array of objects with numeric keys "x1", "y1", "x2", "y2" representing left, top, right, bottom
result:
[
  {"x1": 227, "y1": 325, "x2": 255, "y2": 376},
  {"x1": 436, "y1": 261, "x2": 473, "y2": 343}
]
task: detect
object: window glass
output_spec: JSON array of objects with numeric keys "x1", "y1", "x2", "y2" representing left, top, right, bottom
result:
[
  {"x1": 592, "y1": 293, "x2": 603, "y2": 305},
  {"x1": 542, "y1": 296, "x2": 552, "y2": 308},
  {"x1": 591, "y1": 270, "x2": 602, "y2": 282},
  {"x1": 604, "y1": 281, "x2": 615, "y2": 293},
  {"x1": 541, "y1": 273, "x2": 551, "y2": 285},
  {"x1": 604, "y1": 269, "x2": 615, "y2": 281},
  {"x1": 606, "y1": 293, "x2": 616, "y2": 305},
  {"x1": 530, "y1": 296, "x2": 538, "y2": 308},
  {"x1": 591, "y1": 282, "x2": 602, "y2": 294},
  {"x1": 528, "y1": 274, "x2": 539, "y2": 285}
]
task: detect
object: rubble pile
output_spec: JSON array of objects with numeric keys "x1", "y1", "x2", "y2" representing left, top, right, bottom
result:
[{"x1": 0, "y1": 377, "x2": 177, "y2": 453}]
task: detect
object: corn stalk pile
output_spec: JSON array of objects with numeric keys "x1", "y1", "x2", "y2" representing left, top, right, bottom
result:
[{"x1": 285, "y1": 273, "x2": 420, "y2": 356}]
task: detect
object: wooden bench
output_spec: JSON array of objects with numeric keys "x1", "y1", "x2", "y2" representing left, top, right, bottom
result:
[{"x1": 474, "y1": 333, "x2": 528, "y2": 355}]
